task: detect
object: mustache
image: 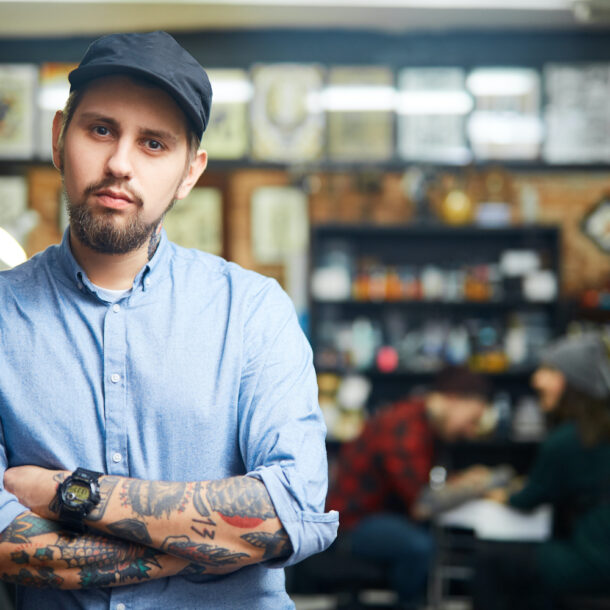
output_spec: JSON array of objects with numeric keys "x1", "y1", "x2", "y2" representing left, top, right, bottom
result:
[{"x1": 83, "y1": 177, "x2": 144, "y2": 207}]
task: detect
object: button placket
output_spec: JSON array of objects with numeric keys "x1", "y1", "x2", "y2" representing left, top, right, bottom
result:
[{"x1": 103, "y1": 299, "x2": 129, "y2": 476}]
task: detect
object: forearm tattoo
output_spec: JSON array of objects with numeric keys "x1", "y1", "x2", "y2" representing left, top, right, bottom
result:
[
  {"x1": 0, "y1": 513, "x2": 163, "y2": 589},
  {"x1": 240, "y1": 528, "x2": 292, "y2": 560},
  {"x1": 120, "y1": 480, "x2": 190, "y2": 519},
  {"x1": 97, "y1": 476, "x2": 290, "y2": 573},
  {"x1": 206, "y1": 477, "x2": 276, "y2": 528},
  {"x1": 162, "y1": 536, "x2": 249, "y2": 568}
]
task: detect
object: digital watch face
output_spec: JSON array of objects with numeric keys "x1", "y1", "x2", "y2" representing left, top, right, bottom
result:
[{"x1": 63, "y1": 481, "x2": 91, "y2": 507}]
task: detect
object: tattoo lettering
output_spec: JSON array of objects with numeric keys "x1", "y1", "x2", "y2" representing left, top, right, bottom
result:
[
  {"x1": 193, "y1": 481, "x2": 211, "y2": 517},
  {"x1": 11, "y1": 550, "x2": 29, "y2": 565},
  {"x1": 87, "y1": 477, "x2": 120, "y2": 521},
  {"x1": 1, "y1": 566, "x2": 63, "y2": 589},
  {"x1": 191, "y1": 518, "x2": 216, "y2": 540},
  {"x1": 240, "y1": 528, "x2": 293, "y2": 560},
  {"x1": 162, "y1": 535, "x2": 249, "y2": 567},
  {"x1": 120, "y1": 480, "x2": 189, "y2": 519},
  {"x1": 107, "y1": 518, "x2": 152, "y2": 545},
  {"x1": 78, "y1": 547, "x2": 162, "y2": 588},
  {"x1": 206, "y1": 477, "x2": 276, "y2": 528},
  {"x1": 0, "y1": 513, "x2": 62, "y2": 544}
]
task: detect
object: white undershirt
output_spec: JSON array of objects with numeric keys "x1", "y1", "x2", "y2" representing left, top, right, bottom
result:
[{"x1": 92, "y1": 284, "x2": 132, "y2": 303}]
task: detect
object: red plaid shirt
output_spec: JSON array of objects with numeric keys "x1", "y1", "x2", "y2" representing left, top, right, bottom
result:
[{"x1": 326, "y1": 398, "x2": 435, "y2": 530}]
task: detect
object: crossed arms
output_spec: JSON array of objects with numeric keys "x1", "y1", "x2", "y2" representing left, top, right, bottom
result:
[{"x1": 0, "y1": 466, "x2": 292, "y2": 589}]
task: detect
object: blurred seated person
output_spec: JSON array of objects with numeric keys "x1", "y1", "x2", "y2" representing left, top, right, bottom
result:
[
  {"x1": 475, "y1": 332, "x2": 610, "y2": 610},
  {"x1": 325, "y1": 366, "x2": 493, "y2": 606}
]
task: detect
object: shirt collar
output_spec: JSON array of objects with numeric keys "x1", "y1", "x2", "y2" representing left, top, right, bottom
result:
[{"x1": 56, "y1": 227, "x2": 171, "y2": 297}]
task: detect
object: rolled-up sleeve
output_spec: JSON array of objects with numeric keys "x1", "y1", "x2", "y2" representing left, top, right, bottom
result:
[
  {"x1": 0, "y1": 424, "x2": 30, "y2": 533},
  {"x1": 238, "y1": 278, "x2": 339, "y2": 567}
]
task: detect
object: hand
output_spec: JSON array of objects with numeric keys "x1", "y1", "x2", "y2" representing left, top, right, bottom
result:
[
  {"x1": 449, "y1": 465, "x2": 492, "y2": 491},
  {"x1": 485, "y1": 487, "x2": 509, "y2": 504},
  {"x1": 4, "y1": 465, "x2": 68, "y2": 520}
]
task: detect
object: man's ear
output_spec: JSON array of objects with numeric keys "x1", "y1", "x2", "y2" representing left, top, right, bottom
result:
[
  {"x1": 176, "y1": 149, "x2": 208, "y2": 200},
  {"x1": 51, "y1": 110, "x2": 64, "y2": 172}
]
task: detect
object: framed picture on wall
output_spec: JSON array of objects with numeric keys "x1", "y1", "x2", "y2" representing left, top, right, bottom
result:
[
  {"x1": 544, "y1": 63, "x2": 610, "y2": 163},
  {"x1": 250, "y1": 186, "x2": 308, "y2": 264},
  {"x1": 251, "y1": 64, "x2": 325, "y2": 162},
  {"x1": 163, "y1": 187, "x2": 223, "y2": 256},
  {"x1": 397, "y1": 67, "x2": 472, "y2": 164},
  {"x1": 203, "y1": 69, "x2": 250, "y2": 160},
  {"x1": 326, "y1": 66, "x2": 394, "y2": 162},
  {"x1": 37, "y1": 62, "x2": 76, "y2": 160},
  {"x1": 0, "y1": 64, "x2": 38, "y2": 159}
]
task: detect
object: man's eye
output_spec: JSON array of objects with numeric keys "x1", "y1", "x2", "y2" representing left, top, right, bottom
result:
[
  {"x1": 93, "y1": 126, "x2": 110, "y2": 136},
  {"x1": 146, "y1": 139, "x2": 163, "y2": 151}
]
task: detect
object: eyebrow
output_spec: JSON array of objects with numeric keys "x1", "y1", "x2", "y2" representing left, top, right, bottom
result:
[{"x1": 77, "y1": 112, "x2": 180, "y2": 146}]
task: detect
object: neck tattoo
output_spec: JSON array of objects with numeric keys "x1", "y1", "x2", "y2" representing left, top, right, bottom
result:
[{"x1": 148, "y1": 230, "x2": 161, "y2": 261}]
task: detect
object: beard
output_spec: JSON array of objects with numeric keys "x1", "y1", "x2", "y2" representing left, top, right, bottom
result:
[{"x1": 65, "y1": 176, "x2": 176, "y2": 255}]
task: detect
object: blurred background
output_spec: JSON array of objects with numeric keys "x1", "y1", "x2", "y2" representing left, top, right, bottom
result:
[{"x1": 1, "y1": 1, "x2": 610, "y2": 609}]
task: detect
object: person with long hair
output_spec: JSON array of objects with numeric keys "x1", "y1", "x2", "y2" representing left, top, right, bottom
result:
[{"x1": 474, "y1": 332, "x2": 610, "y2": 609}]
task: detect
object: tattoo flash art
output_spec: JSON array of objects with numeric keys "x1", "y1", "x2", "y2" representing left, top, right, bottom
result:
[
  {"x1": 120, "y1": 480, "x2": 189, "y2": 519},
  {"x1": 206, "y1": 477, "x2": 276, "y2": 528},
  {"x1": 162, "y1": 535, "x2": 249, "y2": 567},
  {"x1": 240, "y1": 528, "x2": 292, "y2": 560}
]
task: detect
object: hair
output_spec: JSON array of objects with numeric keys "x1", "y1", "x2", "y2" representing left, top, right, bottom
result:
[
  {"x1": 553, "y1": 385, "x2": 610, "y2": 446},
  {"x1": 56, "y1": 77, "x2": 201, "y2": 165},
  {"x1": 432, "y1": 365, "x2": 492, "y2": 403}
]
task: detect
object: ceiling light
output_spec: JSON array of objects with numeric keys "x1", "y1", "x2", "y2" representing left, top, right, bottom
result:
[
  {"x1": 396, "y1": 90, "x2": 474, "y2": 115},
  {"x1": 311, "y1": 86, "x2": 397, "y2": 112}
]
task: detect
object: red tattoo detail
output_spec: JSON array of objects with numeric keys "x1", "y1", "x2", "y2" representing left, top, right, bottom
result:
[{"x1": 219, "y1": 514, "x2": 264, "y2": 528}]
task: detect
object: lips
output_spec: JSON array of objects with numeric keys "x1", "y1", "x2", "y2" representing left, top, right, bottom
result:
[{"x1": 94, "y1": 189, "x2": 135, "y2": 210}]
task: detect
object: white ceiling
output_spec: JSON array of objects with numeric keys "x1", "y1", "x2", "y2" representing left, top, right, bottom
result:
[
  {"x1": 0, "y1": 0, "x2": 604, "y2": 37},
  {"x1": 0, "y1": 0, "x2": 608, "y2": 37}
]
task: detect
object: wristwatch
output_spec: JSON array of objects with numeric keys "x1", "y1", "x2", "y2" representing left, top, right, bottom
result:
[{"x1": 57, "y1": 467, "x2": 103, "y2": 532}]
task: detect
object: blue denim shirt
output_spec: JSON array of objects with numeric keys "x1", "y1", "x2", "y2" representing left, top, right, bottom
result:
[{"x1": 0, "y1": 229, "x2": 338, "y2": 610}]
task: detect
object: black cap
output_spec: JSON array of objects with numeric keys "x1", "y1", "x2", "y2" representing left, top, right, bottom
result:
[{"x1": 69, "y1": 31, "x2": 212, "y2": 141}]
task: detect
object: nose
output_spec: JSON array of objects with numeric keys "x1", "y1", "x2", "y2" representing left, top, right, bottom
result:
[{"x1": 105, "y1": 139, "x2": 133, "y2": 180}]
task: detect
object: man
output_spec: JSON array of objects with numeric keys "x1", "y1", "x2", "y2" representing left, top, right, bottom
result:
[
  {"x1": 0, "y1": 31, "x2": 337, "y2": 609},
  {"x1": 325, "y1": 367, "x2": 491, "y2": 604}
]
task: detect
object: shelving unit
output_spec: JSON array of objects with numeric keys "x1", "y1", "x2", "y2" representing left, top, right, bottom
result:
[{"x1": 310, "y1": 224, "x2": 563, "y2": 466}]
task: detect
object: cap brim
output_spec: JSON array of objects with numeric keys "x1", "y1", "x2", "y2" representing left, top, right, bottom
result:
[{"x1": 69, "y1": 64, "x2": 203, "y2": 139}]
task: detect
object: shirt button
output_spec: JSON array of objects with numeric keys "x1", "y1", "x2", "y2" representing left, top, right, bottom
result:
[
  {"x1": 116, "y1": 604, "x2": 126, "y2": 610},
  {"x1": 112, "y1": 303, "x2": 121, "y2": 313},
  {"x1": 144, "y1": 278, "x2": 151, "y2": 287},
  {"x1": 111, "y1": 373, "x2": 121, "y2": 383},
  {"x1": 112, "y1": 453, "x2": 122, "y2": 463}
]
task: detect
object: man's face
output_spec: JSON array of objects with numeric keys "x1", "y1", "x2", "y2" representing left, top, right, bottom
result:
[
  {"x1": 55, "y1": 75, "x2": 198, "y2": 254},
  {"x1": 435, "y1": 395, "x2": 487, "y2": 442}
]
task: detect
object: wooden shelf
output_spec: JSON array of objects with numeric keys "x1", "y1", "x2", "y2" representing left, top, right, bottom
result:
[{"x1": 3, "y1": 157, "x2": 610, "y2": 175}]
